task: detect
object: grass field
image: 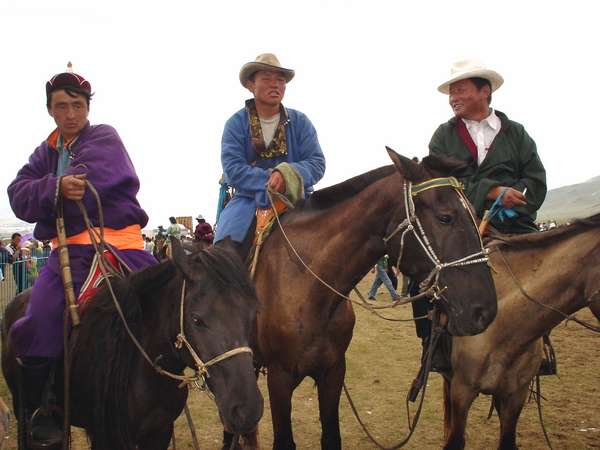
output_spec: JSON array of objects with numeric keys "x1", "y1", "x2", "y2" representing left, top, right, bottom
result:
[{"x1": 1, "y1": 274, "x2": 599, "y2": 449}]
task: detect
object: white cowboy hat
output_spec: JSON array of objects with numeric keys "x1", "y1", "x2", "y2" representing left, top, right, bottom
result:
[
  {"x1": 196, "y1": 214, "x2": 204, "y2": 220},
  {"x1": 239, "y1": 53, "x2": 295, "y2": 87},
  {"x1": 438, "y1": 59, "x2": 504, "y2": 94}
]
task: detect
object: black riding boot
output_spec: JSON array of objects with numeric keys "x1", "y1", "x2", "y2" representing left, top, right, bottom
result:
[
  {"x1": 537, "y1": 333, "x2": 557, "y2": 376},
  {"x1": 19, "y1": 357, "x2": 63, "y2": 448},
  {"x1": 410, "y1": 278, "x2": 451, "y2": 373}
]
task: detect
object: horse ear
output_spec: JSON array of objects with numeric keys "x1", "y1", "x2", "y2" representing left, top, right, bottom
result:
[
  {"x1": 170, "y1": 237, "x2": 194, "y2": 279},
  {"x1": 386, "y1": 146, "x2": 425, "y2": 182}
]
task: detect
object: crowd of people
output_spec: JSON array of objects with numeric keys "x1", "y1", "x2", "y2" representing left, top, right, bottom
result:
[
  {"x1": 141, "y1": 214, "x2": 215, "y2": 255},
  {"x1": 2, "y1": 214, "x2": 215, "y2": 288},
  {"x1": 0, "y1": 233, "x2": 52, "y2": 294}
]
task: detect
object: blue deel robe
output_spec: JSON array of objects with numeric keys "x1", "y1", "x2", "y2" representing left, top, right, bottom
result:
[{"x1": 215, "y1": 107, "x2": 325, "y2": 243}]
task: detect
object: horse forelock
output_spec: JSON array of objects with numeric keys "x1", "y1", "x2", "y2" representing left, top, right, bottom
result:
[
  {"x1": 301, "y1": 165, "x2": 397, "y2": 210},
  {"x1": 420, "y1": 154, "x2": 471, "y2": 178},
  {"x1": 190, "y1": 246, "x2": 256, "y2": 301}
]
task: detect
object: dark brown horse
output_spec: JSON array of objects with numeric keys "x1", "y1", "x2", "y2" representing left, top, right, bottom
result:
[
  {"x1": 442, "y1": 213, "x2": 600, "y2": 450},
  {"x1": 2, "y1": 240, "x2": 263, "y2": 449},
  {"x1": 222, "y1": 149, "x2": 498, "y2": 450}
]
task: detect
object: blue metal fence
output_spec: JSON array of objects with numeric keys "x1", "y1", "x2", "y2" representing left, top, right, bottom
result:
[{"x1": 0, "y1": 253, "x2": 49, "y2": 317}]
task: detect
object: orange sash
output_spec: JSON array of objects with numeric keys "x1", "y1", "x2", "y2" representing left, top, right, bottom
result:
[{"x1": 51, "y1": 224, "x2": 144, "y2": 250}]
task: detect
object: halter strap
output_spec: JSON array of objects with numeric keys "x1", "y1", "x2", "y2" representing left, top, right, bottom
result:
[
  {"x1": 170, "y1": 279, "x2": 253, "y2": 388},
  {"x1": 384, "y1": 177, "x2": 488, "y2": 299},
  {"x1": 410, "y1": 177, "x2": 463, "y2": 196}
]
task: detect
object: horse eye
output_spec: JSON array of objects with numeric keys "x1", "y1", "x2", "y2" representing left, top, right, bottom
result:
[
  {"x1": 191, "y1": 314, "x2": 208, "y2": 328},
  {"x1": 438, "y1": 214, "x2": 453, "y2": 225}
]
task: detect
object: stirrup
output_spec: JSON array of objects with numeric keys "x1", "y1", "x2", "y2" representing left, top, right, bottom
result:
[{"x1": 27, "y1": 406, "x2": 63, "y2": 449}]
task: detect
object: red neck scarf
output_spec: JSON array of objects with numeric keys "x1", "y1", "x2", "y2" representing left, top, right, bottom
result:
[{"x1": 455, "y1": 119, "x2": 477, "y2": 163}]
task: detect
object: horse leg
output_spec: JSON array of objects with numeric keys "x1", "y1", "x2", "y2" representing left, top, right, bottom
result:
[
  {"x1": 495, "y1": 384, "x2": 529, "y2": 450},
  {"x1": 136, "y1": 423, "x2": 173, "y2": 450},
  {"x1": 315, "y1": 360, "x2": 345, "y2": 450},
  {"x1": 267, "y1": 364, "x2": 298, "y2": 450},
  {"x1": 442, "y1": 377, "x2": 451, "y2": 441},
  {"x1": 589, "y1": 298, "x2": 600, "y2": 321},
  {"x1": 443, "y1": 377, "x2": 477, "y2": 450}
]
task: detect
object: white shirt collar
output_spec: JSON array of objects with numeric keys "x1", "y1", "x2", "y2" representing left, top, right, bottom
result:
[{"x1": 462, "y1": 109, "x2": 500, "y2": 130}]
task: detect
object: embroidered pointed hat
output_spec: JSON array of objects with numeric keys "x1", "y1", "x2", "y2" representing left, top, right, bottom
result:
[
  {"x1": 239, "y1": 53, "x2": 295, "y2": 87},
  {"x1": 46, "y1": 62, "x2": 91, "y2": 96},
  {"x1": 438, "y1": 59, "x2": 504, "y2": 94}
]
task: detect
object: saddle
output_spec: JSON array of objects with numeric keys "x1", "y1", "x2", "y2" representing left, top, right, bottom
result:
[
  {"x1": 249, "y1": 197, "x2": 290, "y2": 277},
  {"x1": 77, "y1": 250, "x2": 125, "y2": 309}
]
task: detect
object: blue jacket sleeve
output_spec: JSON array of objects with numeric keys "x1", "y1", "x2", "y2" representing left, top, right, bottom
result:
[
  {"x1": 288, "y1": 113, "x2": 325, "y2": 188},
  {"x1": 221, "y1": 114, "x2": 270, "y2": 193}
]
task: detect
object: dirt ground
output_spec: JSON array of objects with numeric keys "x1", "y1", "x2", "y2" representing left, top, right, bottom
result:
[{"x1": 1, "y1": 274, "x2": 599, "y2": 449}]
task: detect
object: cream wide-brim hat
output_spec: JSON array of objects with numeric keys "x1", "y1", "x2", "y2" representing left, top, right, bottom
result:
[
  {"x1": 437, "y1": 59, "x2": 504, "y2": 94},
  {"x1": 239, "y1": 53, "x2": 295, "y2": 87}
]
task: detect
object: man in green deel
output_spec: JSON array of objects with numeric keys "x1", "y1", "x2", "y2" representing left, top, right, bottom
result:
[
  {"x1": 429, "y1": 59, "x2": 547, "y2": 232},
  {"x1": 412, "y1": 59, "x2": 550, "y2": 374}
]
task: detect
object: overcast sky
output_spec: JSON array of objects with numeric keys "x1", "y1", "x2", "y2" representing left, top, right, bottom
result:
[{"x1": 2, "y1": 0, "x2": 598, "y2": 229}]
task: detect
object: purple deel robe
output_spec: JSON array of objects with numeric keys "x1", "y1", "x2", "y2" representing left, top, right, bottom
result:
[{"x1": 7, "y1": 123, "x2": 156, "y2": 358}]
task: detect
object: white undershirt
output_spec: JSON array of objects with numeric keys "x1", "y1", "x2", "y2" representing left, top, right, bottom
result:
[
  {"x1": 259, "y1": 113, "x2": 280, "y2": 147},
  {"x1": 462, "y1": 109, "x2": 501, "y2": 165}
]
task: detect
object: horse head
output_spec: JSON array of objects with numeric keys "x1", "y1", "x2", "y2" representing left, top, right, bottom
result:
[
  {"x1": 170, "y1": 238, "x2": 263, "y2": 434},
  {"x1": 384, "y1": 148, "x2": 497, "y2": 336}
]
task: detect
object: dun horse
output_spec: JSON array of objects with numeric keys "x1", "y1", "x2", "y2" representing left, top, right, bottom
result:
[
  {"x1": 224, "y1": 149, "x2": 498, "y2": 450},
  {"x1": 2, "y1": 240, "x2": 263, "y2": 449},
  {"x1": 442, "y1": 213, "x2": 600, "y2": 450}
]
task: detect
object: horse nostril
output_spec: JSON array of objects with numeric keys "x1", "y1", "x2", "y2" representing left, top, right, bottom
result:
[{"x1": 472, "y1": 306, "x2": 488, "y2": 330}]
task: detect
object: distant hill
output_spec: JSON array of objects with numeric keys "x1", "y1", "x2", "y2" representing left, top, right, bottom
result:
[
  {"x1": 537, "y1": 176, "x2": 600, "y2": 223},
  {"x1": 0, "y1": 217, "x2": 33, "y2": 239}
]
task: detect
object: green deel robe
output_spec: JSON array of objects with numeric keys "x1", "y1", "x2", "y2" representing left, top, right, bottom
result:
[{"x1": 429, "y1": 110, "x2": 546, "y2": 234}]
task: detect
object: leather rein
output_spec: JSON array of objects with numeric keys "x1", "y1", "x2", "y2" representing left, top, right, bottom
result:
[{"x1": 72, "y1": 180, "x2": 252, "y2": 391}]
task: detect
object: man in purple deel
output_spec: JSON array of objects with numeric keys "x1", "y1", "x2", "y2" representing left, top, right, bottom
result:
[{"x1": 7, "y1": 64, "x2": 157, "y2": 446}]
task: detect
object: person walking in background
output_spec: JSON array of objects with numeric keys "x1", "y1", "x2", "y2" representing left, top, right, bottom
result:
[
  {"x1": 0, "y1": 240, "x2": 10, "y2": 282},
  {"x1": 166, "y1": 216, "x2": 181, "y2": 240},
  {"x1": 367, "y1": 255, "x2": 400, "y2": 302},
  {"x1": 7, "y1": 233, "x2": 25, "y2": 294},
  {"x1": 21, "y1": 245, "x2": 38, "y2": 290},
  {"x1": 155, "y1": 225, "x2": 167, "y2": 241},
  {"x1": 143, "y1": 236, "x2": 154, "y2": 254},
  {"x1": 194, "y1": 214, "x2": 214, "y2": 244}
]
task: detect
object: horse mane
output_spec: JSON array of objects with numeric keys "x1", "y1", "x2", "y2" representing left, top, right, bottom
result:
[
  {"x1": 297, "y1": 154, "x2": 470, "y2": 211},
  {"x1": 487, "y1": 212, "x2": 600, "y2": 249},
  {"x1": 301, "y1": 165, "x2": 397, "y2": 210},
  {"x1": 77, "y1": 245, "x2": 253, "y2": 448}
]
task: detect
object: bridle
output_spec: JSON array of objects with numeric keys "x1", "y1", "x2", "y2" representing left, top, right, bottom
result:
[
  {"x1": 163, "y1": 280, "x2": 253, "y2": 389},
  {"x1": 265, "y1": 175, "x2": 488, "y2": 310},
  {"x1": 383, "y1": 177, "x2": 489, "y2": 300},
  {"x1": 93, "y1": 259, "x2": 254, "y2": 392},
  {"x1": 71, "y1": 179, "x2": 252, "y2": 392}
]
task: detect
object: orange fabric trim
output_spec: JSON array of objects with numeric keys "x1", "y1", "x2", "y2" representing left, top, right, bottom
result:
[
  {"x1": 46, "y1": 128, "x2": 77, "y2": 150},
  {"x1": 47, "y1": 128, "x2": 60, "y2": 149},
  {"x1": 51, "y1": 224, "x2": 144, "y2": 250}
]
